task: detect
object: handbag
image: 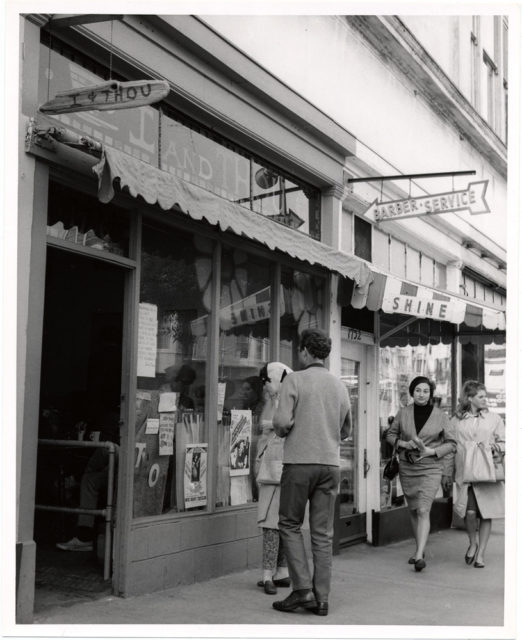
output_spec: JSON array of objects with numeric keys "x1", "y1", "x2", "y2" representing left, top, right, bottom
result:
[
  {"x1": 383, "y1": 441, "x2": 399, "y2": 481},
  {"x1": 462, "y1": 441, "x2": 496, "y2": 483},
  {"x1": 493, "y1": 453, "x2": 505, "y2": 481},
  {"x1": 256, "y1": 434, "x2": 284, "y2": 485}
]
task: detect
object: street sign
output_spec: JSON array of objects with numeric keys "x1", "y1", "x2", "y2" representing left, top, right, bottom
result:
[
  {"x1": 364, "y1": 180, "x2": 490, "y2": 222},
  {"x1": 39, "y1": 79, "x2": 170, "y2": 114}
]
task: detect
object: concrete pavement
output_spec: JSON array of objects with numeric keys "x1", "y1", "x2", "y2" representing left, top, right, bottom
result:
[{"x1": 32, "y1": 521, "x2": 505, "y2": 628}]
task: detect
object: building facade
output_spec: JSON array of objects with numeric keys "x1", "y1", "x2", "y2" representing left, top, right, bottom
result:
[{"x1": 14, "y1": 13, "x2": 507, "y2": 622}]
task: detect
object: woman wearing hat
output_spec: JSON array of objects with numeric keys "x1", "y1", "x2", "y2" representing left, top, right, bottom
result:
[{"x1": 386, "y1": 376, "x2": 457, "y2": 571}]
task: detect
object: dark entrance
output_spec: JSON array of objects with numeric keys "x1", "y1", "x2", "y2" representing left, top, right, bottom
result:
[{"x1": 34, "y1": 247, "x2": 124, "y2": 609}]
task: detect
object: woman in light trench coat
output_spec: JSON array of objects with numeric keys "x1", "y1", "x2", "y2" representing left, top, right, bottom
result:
[{"x1": 449, "y1": 380, "x2": 505, "y2": 569}]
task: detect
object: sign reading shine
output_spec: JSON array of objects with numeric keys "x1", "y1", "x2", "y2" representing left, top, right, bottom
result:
[
  {"x1": 364, "y1": 180, "x2": 490, "y2": 222},
  {"x1": 39, "y1": 79, "x2": 170, "y2": 114}
]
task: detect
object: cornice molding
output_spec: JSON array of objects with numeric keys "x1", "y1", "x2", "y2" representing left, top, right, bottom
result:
[
  {"x1": 346, "y1": 16, "x2": 507, "y2": 179},
  {"x1": 24, "y1": 14, "x2": 51, "y2": 28}
]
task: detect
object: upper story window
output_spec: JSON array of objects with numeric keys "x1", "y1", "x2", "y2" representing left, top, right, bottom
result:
[
  {"x1": 502, "y1": 17, "x2": 509, "y2": 141},
  {"x1": 38, "y1": 34, "x2": 322, "y2": 239},
  {"x1": 482, "y1": 51, "x2": 498, "y2": 129},
  {"x1": 354, "y1": 215, "x2": 372, "y2": 261},
  {"x1": 470, "y1": 16, "x2": 481, "y2": 109}
]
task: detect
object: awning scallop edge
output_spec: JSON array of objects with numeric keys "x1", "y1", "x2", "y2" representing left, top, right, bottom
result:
[{"x1": 92, "y1": 147, "x2": 372, "y2": 288}]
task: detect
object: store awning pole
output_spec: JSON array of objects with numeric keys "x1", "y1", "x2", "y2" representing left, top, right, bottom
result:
[{"x1": 379, "y1": 317, "x2": 418, "y2": 343}]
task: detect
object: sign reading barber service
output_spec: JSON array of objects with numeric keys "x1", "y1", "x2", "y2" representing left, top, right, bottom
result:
[{"x1": 364, "y1": 180, "x2": 490, "y2": 222}]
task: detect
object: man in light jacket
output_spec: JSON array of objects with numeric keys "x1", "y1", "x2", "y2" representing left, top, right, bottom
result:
[{"x1": 272, "y1": 328, "x2": 351, "y2": 617}]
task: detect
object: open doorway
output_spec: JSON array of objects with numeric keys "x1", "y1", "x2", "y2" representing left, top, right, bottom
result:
[{"x1": 34, "y1": 247, "x2": 124, "y2": 609}]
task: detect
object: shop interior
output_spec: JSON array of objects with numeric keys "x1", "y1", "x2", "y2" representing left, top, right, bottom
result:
[{"x1": 34, "y1": 247, "x2": 124, "y2": 607}]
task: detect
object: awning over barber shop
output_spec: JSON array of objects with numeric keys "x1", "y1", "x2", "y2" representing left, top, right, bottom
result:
[
  {"x1": 351, "y1": 270, "x2": 505, "y2": 330},
  {"x1": 92, "y1": 147, "x2": 372, "y2": 288}
]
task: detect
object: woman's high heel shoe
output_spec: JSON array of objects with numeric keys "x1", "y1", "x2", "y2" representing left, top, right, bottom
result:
[
  {"x1": 465, "y1": 544, "x2": 478, "y2": 565},
  {"x1": 408, "y1": 552, "x2": 425, "y2": 564},
  {"x1": 414, "y1": 558, "x2": 426, "y2": 572}
]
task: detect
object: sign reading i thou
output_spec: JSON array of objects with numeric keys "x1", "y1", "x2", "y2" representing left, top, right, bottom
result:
[
  {"x1": 364, "y1": 180, "x2": 490, "y2": 222},
  {"x1": 39, "y1": 79, "x2": 170, "y2": 114}
]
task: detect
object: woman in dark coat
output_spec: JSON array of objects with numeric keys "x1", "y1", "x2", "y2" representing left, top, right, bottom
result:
[{"x1": 386, "y1": 376, "x2": 456, "y2": 571}]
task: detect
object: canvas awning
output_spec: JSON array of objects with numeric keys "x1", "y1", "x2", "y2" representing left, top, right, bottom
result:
[
  {"x1": 92, "y1": 147, "x2": 372, "y2": 288},
  {"x1": 350, "y1": 269, "x2": 505, "y2": 333}
]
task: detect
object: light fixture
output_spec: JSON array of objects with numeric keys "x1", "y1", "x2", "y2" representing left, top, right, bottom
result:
[{"x1": 254, "y1": 168, "x2": 278, "y2": 189}]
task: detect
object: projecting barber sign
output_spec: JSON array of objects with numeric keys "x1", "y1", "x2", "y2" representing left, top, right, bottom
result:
[{"x1": 364, "y1": 180, "x2": 490, "y2": 222}]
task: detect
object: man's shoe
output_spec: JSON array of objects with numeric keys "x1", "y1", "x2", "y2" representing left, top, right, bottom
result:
[
  {"x1": 56, "y1": 537, "x2": 93, "y2": 552},
  {"x1": 272, "y1": 590, "x2": 317, "y2": 612},
  {"x1": 312, "y1": 602, "x2": 329, "y2": 616}
]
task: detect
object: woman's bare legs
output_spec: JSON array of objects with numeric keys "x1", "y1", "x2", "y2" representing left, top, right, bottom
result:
[
  {"x1": 415, "y1": 507, "x2": 431, "y2": 560},
  {"x1": 475, "y1": 518, "x2": 492, "y2": 565},
  {"x1": 465, "y1": 509, "x2": 479, "y2": 559}
]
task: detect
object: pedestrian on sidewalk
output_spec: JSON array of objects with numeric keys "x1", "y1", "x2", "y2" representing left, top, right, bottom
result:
[
  {"x1": 386, "y1": 376, "x2": 456, "y2": 572},
  {"x1": 272, "y1": 328, "x2": 351, "y2": 617},
  {"x1": 449, "y1": 380, "x2": 505, "y2": 569},
  {"x1": 255, "y1": 362, "x2": 293, "y2": 595}
]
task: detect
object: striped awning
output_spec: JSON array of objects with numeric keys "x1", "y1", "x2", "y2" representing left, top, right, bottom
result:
[
  {"x1": 351, "y1": 270, "x2": 505, "y2": 331},
  {"x1": 92, "y1": 147, "x2": 372, "y2": 288}
]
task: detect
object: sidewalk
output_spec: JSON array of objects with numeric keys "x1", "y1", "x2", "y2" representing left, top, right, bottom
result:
[{"x1": 32, "y1": 522, "x2": 505, "y2": 627}]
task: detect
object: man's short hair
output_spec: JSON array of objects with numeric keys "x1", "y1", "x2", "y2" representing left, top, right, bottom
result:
[{"x1": 299, "y1": 328, "x2": 331, "y2": 360}]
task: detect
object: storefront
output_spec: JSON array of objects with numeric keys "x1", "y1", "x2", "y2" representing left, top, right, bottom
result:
[
  {"x1": 345, "y1": 268, "x2": 505, "y2": 544},
  {"x1": 15, "y1": 14, "x2": 507, "y2": 622},
  {"x1": 17, "y1": 14, "x2": 376, "y2": 620}
]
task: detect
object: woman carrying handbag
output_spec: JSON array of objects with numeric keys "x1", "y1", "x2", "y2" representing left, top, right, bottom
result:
[
  {"x1": 386, "y1": 376, "x2": 456, "y2": 572},
  {"x1": 449, "y1": 380, "x2": 505, "y2": 569}
]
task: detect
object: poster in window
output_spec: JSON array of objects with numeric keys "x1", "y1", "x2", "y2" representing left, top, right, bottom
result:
[
  {"x1": 159, "y1": 413, "x2": 175, "y2": 456},
  {"x1": 229, "y1": 410, "x2": 252, "y2": 476},
  {"x1": 137, "y1": 302, "x2": 158, "y2": 377},
  {"x1": 184, "y1": 443, "x2": 208, "y2": 509}
]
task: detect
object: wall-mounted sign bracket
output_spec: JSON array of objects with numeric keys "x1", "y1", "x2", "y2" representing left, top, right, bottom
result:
[
  {"x1": 25, "y1": 118, "x2": 103, "y2": 156},
  {"x1": 346, "y1": 169, "x2": 476, "y2": 184},
  {"x1": 46, "y1": 15, "x2": 124, "y2": 28}
]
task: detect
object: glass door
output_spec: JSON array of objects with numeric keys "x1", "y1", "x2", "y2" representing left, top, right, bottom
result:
[{"x1": 335, "y1": 342, "x2": 368, "y2": 548}]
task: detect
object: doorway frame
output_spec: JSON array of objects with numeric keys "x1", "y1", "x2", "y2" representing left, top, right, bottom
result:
[
  {"x1": 334, "y1": 328, "x2": 379, "y2": 550},
  {"x1": 25, "y1": 169, "x2": 139, "y2": 610}
]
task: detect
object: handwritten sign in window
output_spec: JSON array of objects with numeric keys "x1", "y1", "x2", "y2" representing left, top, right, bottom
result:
[{"x1": 137, "y1": 303, "x2": 158, "y2": 377}]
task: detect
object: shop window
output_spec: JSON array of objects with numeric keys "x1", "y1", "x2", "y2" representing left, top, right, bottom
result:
[
  {"x1": 47, "y1": 181, "x2": 130, "y2": 257},
  {"x1": 160, "y1": 109, "x2": 321, "y2": 240},
  {"x1": 378, "y1": 343, "x2": 452, "y2": 510},
  {"x1": 484, "y1": 343, "x2": 506, "y2": 421},
  {"x1": 216, "y1": 248, "x2": 272, "y2": 508},
  {"x1": 39, "y1": 35, "x2": 322, "y2": 240},
  {"x1": 354, "y1": 216, "x2": 372, "y2": 261},
  {"x1": 280, "y1": 267, "x2": 326, "y2": 370},
  {"x1": 39, "y1": 39, "x2": 159, "y2": 165},
  {"x1": 135, "y1": 223, "x2": 211, "y2": 516}
]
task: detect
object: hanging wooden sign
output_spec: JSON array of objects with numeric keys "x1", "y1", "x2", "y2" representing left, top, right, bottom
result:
[
  {"x1": 39, "y1": 79, "x2": 170, "y2": 114},
  {"x1": 364, "y1": 180, "x2": 490, "y2": 222}
]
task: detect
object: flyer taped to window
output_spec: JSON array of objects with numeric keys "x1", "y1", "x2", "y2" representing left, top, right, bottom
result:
[
  {"x1": 184, "y1": 444, "x2": 208, "y2": 509},
  {"x1": 229, "y1": 410, "x2": 252, "y2": 477}
]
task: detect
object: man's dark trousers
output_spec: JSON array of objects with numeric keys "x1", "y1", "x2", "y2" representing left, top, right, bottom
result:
[{"x1": 278, "y1": 464, "x2": 339, "y2": 602}]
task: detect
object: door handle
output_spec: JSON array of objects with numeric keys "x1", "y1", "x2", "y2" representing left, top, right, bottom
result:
[{"x1": 363, "y1": 448, "x2": 370, "y2": 478}]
